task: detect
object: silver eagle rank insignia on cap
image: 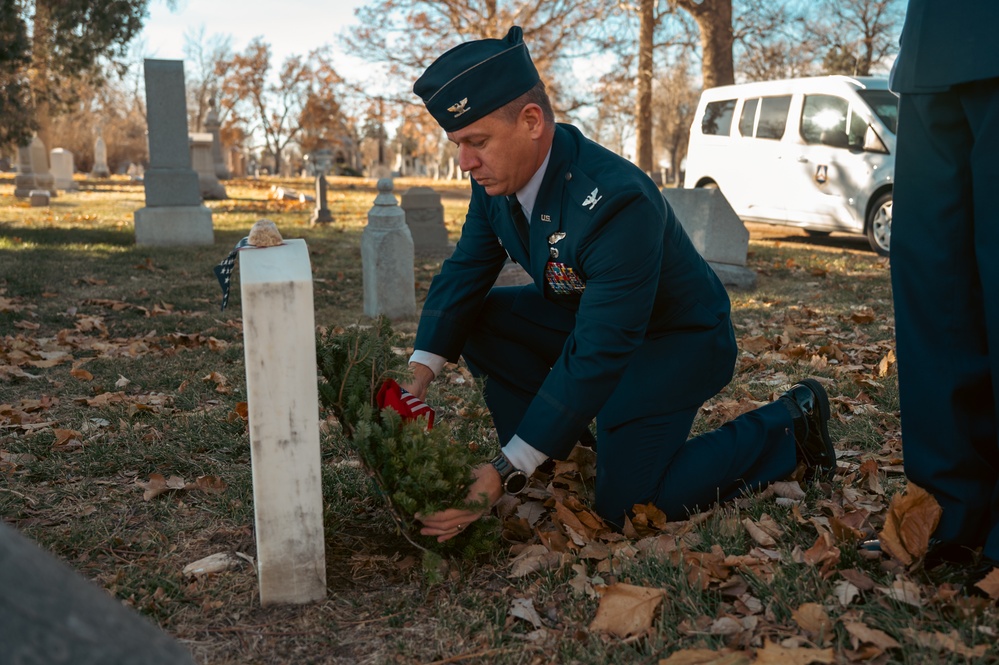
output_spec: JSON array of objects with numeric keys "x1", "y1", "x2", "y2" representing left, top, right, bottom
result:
[{"x1": 447, "y1": 98, "x2": 471, "y2": 118}]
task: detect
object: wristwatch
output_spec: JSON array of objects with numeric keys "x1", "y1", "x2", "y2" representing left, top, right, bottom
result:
[{"x1": 489, "y1": 453, "x2": 529, "y2": 495}]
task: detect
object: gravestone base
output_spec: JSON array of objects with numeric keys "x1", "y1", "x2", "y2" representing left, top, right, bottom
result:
[
  {"x1": 134, "y1": 205, "x2": 214, "y2": 246},
  {"x1": 14, "y1": 174, "x2": 35, "y2": 198},
  {"x1": 708, "y1": 262, "x2": 757, "y2": 290},
  {"x1": 29, "y1": 190, "x2": 50, "y2": 207},
  {"x1": 0, "y1": 522, "x2": 195, "y2": 664}
]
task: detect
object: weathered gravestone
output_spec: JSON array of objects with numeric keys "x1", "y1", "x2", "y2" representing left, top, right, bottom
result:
[
  {"x1": 0, "y1": 521, "x2": 196, "y2": 665},
  {"x1": 13, "y1": 142, "x2": 36, "y2": 198},
  {"x1": 50, "y1": 148, "x2": 78, "y2": 191},
  {"x1": 29, "y1": 189, "x2": 50, "y2": 207},
  {"x1": 133, "y1": 59, "x2": 213, "y2": 246},
  {"x1": 204, "y1": 98, "x2": 230, "y2": 180},
  {"x1": 29, "y1": 135, "x2": 57, "y2": 196},
  {"x1": 362, "y1": 179, "x2": 416, "y2": 320},
  {"x1": 91, "y1": 134, "x2": 111, "y2": 178},
  {"x1": 309, "y1": 174, "x2": 333, "y2": 226},
  {"x1": 189, "y1": 132, "x2": 227, "y2": 200},
  {"x1": 239, "y1": 238, "x2": 327, "y2": 605},
  {"x1": 663, "y1": 188, "x2": 757, "y2": 290},
  {"x1": 400, "y1": 186, "x2": 450, "y2": 257}
]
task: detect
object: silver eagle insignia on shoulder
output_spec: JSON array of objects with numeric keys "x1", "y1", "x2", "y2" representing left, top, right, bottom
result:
[
  {"x1": 582, "y1": 188, "x2": 602, "y2": 210},
  {"x1": 447, "y1": 98, "x2": 471, "y2": 118}
]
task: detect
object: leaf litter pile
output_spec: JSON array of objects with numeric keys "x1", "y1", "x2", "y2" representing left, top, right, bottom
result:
[{"x1": 1, "y1": 182, "x2": 998, "y2": 664}]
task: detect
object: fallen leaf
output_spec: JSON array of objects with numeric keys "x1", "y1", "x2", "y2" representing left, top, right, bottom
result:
[
  {"x1": 182, "y1": 552, "x2": 240, "y2": 577},
  {"x1": 901, "y1": 628, "x2": 988, "y2": 658},
  {"x1": 877, "y1": 482, "x2": 941, "y2": 566},
  {"x1": 186, "y1": 475, "x2": 227, "y2": 494},
  {"x1": 589, "y1": 583, "x2": 665, "y2": 638},
  {"x1": 791, "y1": 603, "x2": 833, "y2": 645},
  {"x1": 115, "y1": 375, "x2": 131, "y2": 388},
  {"x1": 974, "y1": 566, "x2": 999, "y2": 599},
  {"x1": 833, "y1": 580, "x2": 860, "y2": 607},
  {"x1": 843, "y1": 621, "x2": 900, "y2": 651},
  {"x1": 136, "y1": 473, "x2": 186, "y2": 501},
  {"x1": 70, "y1": 368, "x2": 93, "y2": 381},
  {"x1": 509, "y1": 597, "x2": 543, "y2": 629},
  {"x1": 743, "y1": 518, "x2": 777, "y2": 548},
  {"x1": 658, "y1": 649, "x2": 750, "y2": 665},
  {"x1": 754, "y1": 640, "x2": 835, "y2": 664},
  {"x1": 876, "y1": 578, "x2": 923, "y2": 607}
]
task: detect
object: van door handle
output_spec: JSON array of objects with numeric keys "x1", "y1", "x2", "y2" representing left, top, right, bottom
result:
[{"x1": 797, "y1": 156, "x2": 809, "y2": 163}]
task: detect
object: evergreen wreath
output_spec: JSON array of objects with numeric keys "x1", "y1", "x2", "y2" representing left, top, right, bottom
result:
[{"x1": 316, "y1": 318, "x2": 498, "y2": 562}]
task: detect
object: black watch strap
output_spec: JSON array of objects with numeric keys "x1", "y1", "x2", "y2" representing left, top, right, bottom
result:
[{"x1": 489, "y1": 453, "x2": 529, "y2": 495}]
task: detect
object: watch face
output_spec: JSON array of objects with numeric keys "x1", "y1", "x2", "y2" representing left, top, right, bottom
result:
[{"x1": 505, "y1": 471, "x2": 529, "y2": 495}]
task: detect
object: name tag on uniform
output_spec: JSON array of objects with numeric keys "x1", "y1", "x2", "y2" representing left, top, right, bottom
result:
[{"x1": 544, "y1": 262, "x2": 585, "y2": 295}]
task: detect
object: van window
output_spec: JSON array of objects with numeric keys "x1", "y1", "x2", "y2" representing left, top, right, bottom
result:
[
  {"x1": 857, "y1": 89, "x2": 899, "y2": 134},
  {"x1": 802, "y1": 94, "x2": 871, "y2": 149},
  {"x1": 738, "y1": 98, "x2": 758, "y2": 136},
  {"x1": 702, "y1": 99, "x2": 736, "y2": 136},
  {"x1": 756, "y1": 96, "x2": 791, "y2": 139}
]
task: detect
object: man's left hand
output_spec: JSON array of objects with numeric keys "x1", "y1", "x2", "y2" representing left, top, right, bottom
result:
[{"x1": 416, "y1": 463, "x2": 503, "y2": 542}]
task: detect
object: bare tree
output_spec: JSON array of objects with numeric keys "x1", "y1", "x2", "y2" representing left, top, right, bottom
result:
[
  {"x1": 183, "y1": 26, "x2": 233, "y2": 132},
  {"x1": 672, "y1": 0, "x2": 735, "y2": 88},
  {"x1": 809, "y1": 0, "x2": 904, "y2": 75},
  {"x1": 653, "y1": 65, "x2": 698, "y2": 184},
  {"x1": 635, "y1": 0, "x2": 655, "y2": 173},
  {"x1": 735, "y1": 0, "x2": 818, "y2": 81}
]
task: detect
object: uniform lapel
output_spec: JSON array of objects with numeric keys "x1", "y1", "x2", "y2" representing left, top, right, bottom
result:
[{"x1": 529, "y1": 125, "x2": 576, "y2": 283}]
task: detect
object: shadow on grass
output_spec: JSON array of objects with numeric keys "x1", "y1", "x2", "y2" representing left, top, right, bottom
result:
[{"x1": 0, "y1": 221, "x2": 133, "y2": 247}]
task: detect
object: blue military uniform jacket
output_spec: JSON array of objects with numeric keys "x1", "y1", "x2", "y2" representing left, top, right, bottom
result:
[
  {"x1": 415, "y1": 123, "x2": 736, "y2": 459},
  {"x1": 892, "y1": 0, "x2": 999, "y2": 93}
]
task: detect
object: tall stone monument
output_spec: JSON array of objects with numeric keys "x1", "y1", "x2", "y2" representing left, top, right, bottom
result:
[
  {"x1": 28, "y1": 135, "x2": 56, "y2": 196},
  {"x1": 91, "y1": 133, "x2": 111, "y2": 178},
  {"x1": 204, "y1": 98, "x2": 230, "y2": 180},
  {"x1": 309, "y1": 174, "x2": 333, "y2": 226},
  {"x1": 50, "y1": 148, "x2": 78, "y2": 191},
  {"x1": 133, "y1": 59, "x2": 213, "y2": 246},
  {"x1": 361, "y1": 179, "x2": 416, "y2": 320}
]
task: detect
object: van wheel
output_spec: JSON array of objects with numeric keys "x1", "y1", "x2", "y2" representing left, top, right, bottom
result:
[{"x1": 866, "y1": 192, "x2": 892, "y2": 256}]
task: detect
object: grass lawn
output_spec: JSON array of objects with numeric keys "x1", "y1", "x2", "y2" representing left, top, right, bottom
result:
[{"x1": 1, "y1": 174, "x2": 995, "y2": 664}]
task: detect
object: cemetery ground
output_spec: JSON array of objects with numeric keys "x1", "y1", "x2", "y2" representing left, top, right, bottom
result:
[{"x1": 1, "y1": 174, "x2": 997, "y2": 665}]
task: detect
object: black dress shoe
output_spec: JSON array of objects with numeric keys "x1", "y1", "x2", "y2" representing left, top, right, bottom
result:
[{"x1": 780, "y1": 379, "x2": 836, "y2": 479}]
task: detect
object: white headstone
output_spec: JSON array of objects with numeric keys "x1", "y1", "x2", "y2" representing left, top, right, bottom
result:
[
  {"x1": 133, "y1": 59, "x2": 213, "y2": 246},
  {"x1": 50, "y1": 148, "x2": 78, "y2": 191},
  {"x1": 239, "y1": 238, "x2": 327, "y2": 606},
  {"x1": 362, "y1": 179, "x2": 416, "y2": 320}
]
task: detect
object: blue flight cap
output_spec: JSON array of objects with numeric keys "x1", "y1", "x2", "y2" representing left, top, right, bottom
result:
[{"x1": 413, "y1": 26, "x2": 540, "y2": 132}]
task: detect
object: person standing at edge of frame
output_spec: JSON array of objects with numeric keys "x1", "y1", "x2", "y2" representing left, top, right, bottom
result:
[
  {"x1": 877, "y1": 0, "x2": 999, "y2": 590},
  {"x1": 400, "y1": 27, "x2": 838, "y2": 541}
]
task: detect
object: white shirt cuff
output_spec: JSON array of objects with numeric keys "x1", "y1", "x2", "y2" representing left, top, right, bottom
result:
[
  {"x1": 408, "y1": 351, "x2": 447, "y2": 378},
  {"x1": 502, "y1": 435, "x2": 549, "y2": 477}
]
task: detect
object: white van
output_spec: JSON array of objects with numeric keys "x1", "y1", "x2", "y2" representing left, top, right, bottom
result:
[{"x1": 683, "y1": 76, "x2": 898, "y2": 255}]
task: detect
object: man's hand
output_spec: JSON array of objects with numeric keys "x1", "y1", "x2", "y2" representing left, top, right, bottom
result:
[
  {"x1": 400, "y1": 362, "x2": 434, "y2": 401},
  {"x1": 416, "y1": 463, "x2": 504, "y2": 542}
]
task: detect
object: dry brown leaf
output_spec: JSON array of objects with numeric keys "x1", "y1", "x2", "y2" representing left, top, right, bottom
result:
[
  {"x1": 182, "y1": 552, "x2": 240, "y2": 577},
  {"x1": 771, "y1": 480, "x2": 806, "y2": 501},
  {"x1": 743, "y1": 518, "x2": 777, "y2": 548},
  {"x1": 754, "y1": 640, "x2": 835, "y2": 664},
  {"x1": 658, "y1": 649, "x2": 750, "y2": 665},
  {"x1": 136, "y1": 473, "x2": 186, "y2": 501},
  {"x1": 876, "y1": 578, "x2": 923, "y2": 607},
  {"x1": 839, "y1": 568, "x2": 876, "y2": 591},
  {"x1": 791, "y1": 603, "x2": 834, "y2": 645},
  {"x1": 877, "y1": 482, "x2": 941, "y2": 566},
  {"x1": 186, "y1": 475, "x2": 227, "y2": 494},
  {"x1": 833, "y1": 580, "x2": 860, "y2": 607},
  {"x1": 843, "y1": 621, "x2": 900, "y2": 651},
  {"x1": 52, "y1": 428, "x2": 83, "y2": 449},
  {"x1": 974, "y1": 566, "x2": 999, "y2": 599},
  {"x1": 802, "y1": 532, "x2": 841, "y2": 577},
  {"x1": 510, "y1": 544, "x2": 566, "y2": 577},
  {"x1": 69, "y1": 367, "x2": 93, "y2": 381},
  {"x1": 589, "y1": 583, "x2": 665, "y2": 638},
  {"x1": 509, "y1": 597, "x2": 543, "y2": 629},
  {"x1": 900, "y1": 628, "x2": 989, "y2": 658}
]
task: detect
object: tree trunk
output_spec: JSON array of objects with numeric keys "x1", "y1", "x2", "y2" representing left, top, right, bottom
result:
[
  {"x1": 635, "y1": 0, "x2": 654, "y2": 174},
  {"x1": 30, "y1": 0, "x2": 53, "y2": 154},
  {"x1": 674, "y1": 0, "x2": 735, "y2": 89}
]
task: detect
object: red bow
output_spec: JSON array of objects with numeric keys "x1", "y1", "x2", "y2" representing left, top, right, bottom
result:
[{"x1": 376, "y1": 378, "x2": 435, "y2": 429}]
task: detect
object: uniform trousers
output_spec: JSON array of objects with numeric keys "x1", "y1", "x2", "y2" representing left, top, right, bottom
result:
[
  {"x1": 462, "y1": 285, "x2": 797, "y2": 528},
  {"x1": 891, "y1": 77, "x2": 999, "y2": 559}
]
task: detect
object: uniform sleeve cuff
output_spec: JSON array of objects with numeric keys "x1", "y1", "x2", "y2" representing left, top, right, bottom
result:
[
  {"x1": 408, "y1": 351, "x2": 447, "y2": 378},
  {"x1": 502, "y1": 436, "x2": 549, "y2": 477}
]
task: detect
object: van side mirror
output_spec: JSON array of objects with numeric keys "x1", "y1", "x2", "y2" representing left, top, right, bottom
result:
[{"x1": 863, "y1": 125, "x2": 888, "y2": 153}]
